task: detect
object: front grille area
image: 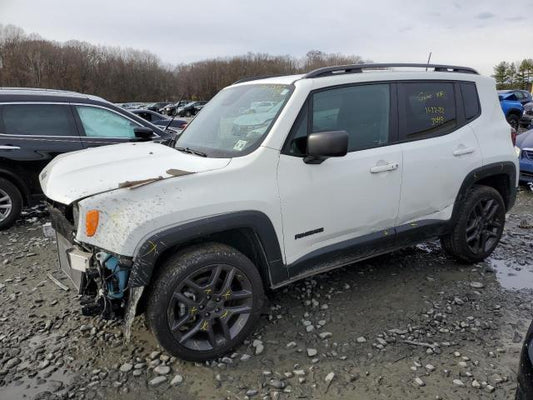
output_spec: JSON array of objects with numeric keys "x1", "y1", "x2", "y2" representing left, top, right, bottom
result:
[{"x1": 524, "y1": 150, "x2": 533, "y2": 160}]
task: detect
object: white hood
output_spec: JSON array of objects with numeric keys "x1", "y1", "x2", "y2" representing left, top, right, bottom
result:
[{"x1": 40, "y1": 142, "x2": 230, "y2": 205}]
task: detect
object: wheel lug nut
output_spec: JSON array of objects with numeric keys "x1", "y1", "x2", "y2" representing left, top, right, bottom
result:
[
  {"x1": 216, "y1": 297, "x2": 220, "y2": 302},
  {"x1": 199, "y1": 305, "x2": 204, "y2": 310},
  {"x1": 206, "y1": 295, "x2": 211, "y2": 300},
  {"x1": 205, "y1": 312, "x2": 210, "y2": 317},
  {"x1": 215, "y1": 308, "x2": 220, "y2": 312}
]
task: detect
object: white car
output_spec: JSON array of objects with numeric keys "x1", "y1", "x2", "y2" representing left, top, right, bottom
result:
[{"x1": 41, "y1": 63, "x2": 518, "y2": 361}]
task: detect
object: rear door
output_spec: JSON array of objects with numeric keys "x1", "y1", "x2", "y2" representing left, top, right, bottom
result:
[
  {"x1": 397, "y1": 80, "x2": 482, "y2": 226},
  {"x1": 0, "y1": 103, "x2": 83, "y2": 196}
]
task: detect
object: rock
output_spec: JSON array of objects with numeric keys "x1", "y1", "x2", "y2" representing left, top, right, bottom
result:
[
  {"x1": 318, "y1": 332, "x2": 332, "y2": 340},
  {"x1": 149, "y1": 351, "x2": 161, "y2": 360},
  {"x1": 470, "y1": 282, "x2": 484, "y2": 289},
  {"x1": 119, "y1": 363, "x2": 133, "y2": 373},
  {"x1": 453, "y1": 379, "x2": 465, "y2": 387},
  {"x1": 133, "y1": 369, "x2": 143, "y2": 377},
  {"x1": 472, "y1": 380, "x2": 481, "y2": 388},
  {"x1": 154, "y1": 365, "x2": 171, "y2": 375},
  {"x1": 286, "y1": 342, "x2": 297, "y2": 349},
  {"x1": 485, "y1": 385, "x2": 495, "y2": 393},
  {"x1": 306, "y1": 325, "x2": 314, "y2": 333},
  {"x1": 245, "y1": 389, "x2": 258, "y2": 397},
  {"x1": 325, "y1": 372, "x2": 335, "y2": 384},
  {"x1": 269, "y1": 379, "x2": 285, "y2": 389},
  {"x1": 356, "y1": 336, "x2": 367, "y2": 343},
  {"x1": 4, "y1": 358, "x2": 20, "y2": 369},
  {"x1": 425, "y1": 364, "x2": 435, "y2": 372},
  {"x1": 307, "y1": 348, "x2": 318, "y2": 357},
  {"x1": 170, "y1": 374, "x2": 183, "y2": 386},
  {"x1": 458, "y1": 361, "x2": 468, "y2": 368},
  {"x1": 255, "y1": 343, "x2": 264, "y2": 355},
  {"x1": 293, "y1": 369, "x2": 306, "y2": 376},
  {"x1": 414, "y1": 377, "x2": 425, "y2": 387},
  {"x1": 149, "y1": 376, "x2": 167, "y2": 386},
  {"x1": 240, "y1": 354, "x2": 251, "y2": 361}
]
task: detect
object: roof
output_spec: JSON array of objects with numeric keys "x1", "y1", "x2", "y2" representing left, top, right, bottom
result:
[{"x1": 0, "y1": 87, "x2": 106, "y2": 102}]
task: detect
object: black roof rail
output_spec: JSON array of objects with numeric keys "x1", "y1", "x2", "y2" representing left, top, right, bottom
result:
[{"x1": 303, "y1": 63, "x2": 479, "y2": 79}]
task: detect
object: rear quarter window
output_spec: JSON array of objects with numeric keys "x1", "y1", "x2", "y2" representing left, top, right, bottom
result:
[{"x1": 460, "y1": 82, "x2": 481, "y2": 121}]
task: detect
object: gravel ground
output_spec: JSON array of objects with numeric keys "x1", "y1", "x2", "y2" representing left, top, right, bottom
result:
[{"x1": 1, "y1": 190, "x2": 533, "y2": 400}]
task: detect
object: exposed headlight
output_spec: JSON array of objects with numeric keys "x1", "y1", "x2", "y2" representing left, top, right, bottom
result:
[{"x1": 515, "y1": 146, "x2": 522, "y2": 158}]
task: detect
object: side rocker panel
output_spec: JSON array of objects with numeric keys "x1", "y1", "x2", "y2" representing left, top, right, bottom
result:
[{"x1": 128, "y1": 210, "x2": 286, "y2": 288}]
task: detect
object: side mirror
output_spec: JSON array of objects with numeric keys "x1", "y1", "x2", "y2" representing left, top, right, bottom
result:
[
  {"x1": 304, "y1": 130, "x2": 348, "y2": 164},
  {"x1": 133, "y1": 127, "x2": 154, "y2": 141}
]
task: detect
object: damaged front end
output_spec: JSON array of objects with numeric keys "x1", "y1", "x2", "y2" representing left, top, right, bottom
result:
[{"x1": 49, "y1": 201, "x2": 139, "y2": 322}]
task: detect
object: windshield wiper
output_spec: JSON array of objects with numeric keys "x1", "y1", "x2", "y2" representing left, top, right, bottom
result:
[{"x1": 176, "y1": 146, "x2": 207, "y2": 157}]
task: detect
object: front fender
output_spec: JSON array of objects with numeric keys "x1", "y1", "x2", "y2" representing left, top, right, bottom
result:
[{"x1": 128, "y1": 210, "x2": 285, "y2": 288}]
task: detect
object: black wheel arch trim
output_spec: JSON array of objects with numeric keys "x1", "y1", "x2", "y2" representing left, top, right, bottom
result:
[
  {"x1": 128, "y1": 210, "x2": 286, "y2": 288},
  {"x1": 452, "y1": 161, "x2": 517, "y2": 221}
]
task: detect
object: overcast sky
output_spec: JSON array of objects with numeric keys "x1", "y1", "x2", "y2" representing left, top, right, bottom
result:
[{"x1": 1, "y1": 0, "x2": 532, "y2": 76}]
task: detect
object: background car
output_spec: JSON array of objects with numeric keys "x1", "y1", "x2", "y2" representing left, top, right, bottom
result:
[
  {"x1": 498, "y1": 89, "x2": 533, "y2": 105},
  {"x1": 499, "y1": 92, "x2": 525, "y2": 130},
  {"x1": 177, "y1": 101, "x2": 207, "y2": 117},
  {"x1": 0, "y1": 88, "x2": 175, "y2": 229},
  {"x1": 146, "y1": 102, "x2": 172, "y2": 112},
  {"x1": 131, "y1": 109, "x2": 187, "y2": 130},
  {"x1": 521, "y1": 101, "x2": 533, "y2": 129},
  {"x1": 161, "y1": 100, "x2": 192, "y2": 116},
  {"x1": 515, "y1": 128, "x2": 533, "y2": 185}
]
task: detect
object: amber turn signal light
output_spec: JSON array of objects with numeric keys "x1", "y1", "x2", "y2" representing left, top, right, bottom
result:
[{"x1": 85, "y1": 210, "x2": 99, "y2": 237}]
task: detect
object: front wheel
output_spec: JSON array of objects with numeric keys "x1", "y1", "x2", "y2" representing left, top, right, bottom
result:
[
  {"x1": 146, "y1": 243, "x2": 264, "y2": 361},
  {"x1": 441, "y1": 185, "x2": 505, "y2": 263}
]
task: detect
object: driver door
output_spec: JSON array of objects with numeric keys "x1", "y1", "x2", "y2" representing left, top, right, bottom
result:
[{"x1": 277, "y1": 83, "x2": 402, "y2": 274}]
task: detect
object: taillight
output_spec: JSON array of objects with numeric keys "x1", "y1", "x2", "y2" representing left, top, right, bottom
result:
[{"x1": 511, "y1": 127, "x2": 517, "y2": 146}]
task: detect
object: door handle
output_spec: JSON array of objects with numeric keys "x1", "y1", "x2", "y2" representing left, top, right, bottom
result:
[
  {"x1": 370, "y1": 162, "x2": 399, "y2": 173},
  {"x1": 453, "y1": 147, "x2": 475, "y2": 156},
  {"x1": 0, "y1": 145, "x2": 21, "y2": 150}
]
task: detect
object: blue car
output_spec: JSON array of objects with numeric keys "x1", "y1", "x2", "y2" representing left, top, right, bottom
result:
[
  {"x1": 516, "y1": 128, "x2": 533, "y2": 184},
  {"x1": 499, "y1": 91, "x2": 525, "y2": 130}
]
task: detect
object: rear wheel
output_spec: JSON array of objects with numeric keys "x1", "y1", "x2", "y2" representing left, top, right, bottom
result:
[
  {"x1": 146, "y1": 243, "x2": 264, "y2": 361},
  {"x1": 0, "y1": 178, "x2": 23, "y2": 230},
  {"x1": 507, "y1": 114, "x2": 520, "y2": 130},
  {"x1": 441, "y1": 185, "x2": 505, "y2": 263}
]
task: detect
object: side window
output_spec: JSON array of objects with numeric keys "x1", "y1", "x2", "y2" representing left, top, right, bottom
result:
[
  {"x1": 514, "y1": 91, "x2": 524, "y2": 100},
  {"x1": 288, "y1": 84, "x2": 390, "y2": 155},
  {"x1": 399, "y1": 82, "x2": 456, "y2": 140},
  {"x1": 76, "y1": 106, "x2": 139, "y2": 138},
  {"x1": 0, "y1": 104, "x2": 77, "y2": 136},
  {"x1": 460, "y1": 82, "x2": 480, "y2": 121}
]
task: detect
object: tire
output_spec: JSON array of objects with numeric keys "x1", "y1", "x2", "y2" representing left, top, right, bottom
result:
[
  {"x1": 0, "y1": 178, "x2": 23, "y2": 230},
  {"x1": 441, "y1": 185, "x2": 505, "y2": 263},
  {"x1": 146, "y1": 242, "x2": 264, "y2": 361},
  {"x1": 507, "y1": 114, "x2": 520, "y2": 130}
]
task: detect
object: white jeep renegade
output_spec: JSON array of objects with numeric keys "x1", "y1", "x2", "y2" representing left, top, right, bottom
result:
[{"x1": 40, "y1": 63, "x2": 518, "y2": 361}]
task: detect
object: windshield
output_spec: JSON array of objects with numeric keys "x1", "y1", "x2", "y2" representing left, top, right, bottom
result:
[{"x1": 176, "y1": 84, "x2": 293, "y2": 157}]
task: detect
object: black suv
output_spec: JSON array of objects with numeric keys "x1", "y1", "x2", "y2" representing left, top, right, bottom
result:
[{"x1": 0, "y1": 88, "x2": 175, "y2": 229}]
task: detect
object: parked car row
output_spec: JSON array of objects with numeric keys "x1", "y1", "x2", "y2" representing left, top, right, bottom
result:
[
  {"x1": 498, "y1": 89, "x2": 533, "y2": 130},
  {"x1": 0, "y1": 88, "x2": 178, "y2": 229}
]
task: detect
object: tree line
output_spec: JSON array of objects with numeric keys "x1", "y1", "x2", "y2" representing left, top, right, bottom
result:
[
  {"x1": 0, "y1": 24, "x2": 366, "y2": 102},
  {"x1": 492, "y1": 59, "x2": 533, "y2": 90}
]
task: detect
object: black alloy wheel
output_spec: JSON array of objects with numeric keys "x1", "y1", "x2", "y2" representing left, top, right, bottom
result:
[
  {"x1": 464, "y1": 197, "x2": 503, "y2": 255},
  {"x1": 146, "y1": 243, "x2": 264, "y2": 361},
  {"x1": 441, "y1": 185, "x2": 505, "y2": 263},
  {"x1": 167, "y1": 264, "x2": 253, "y2": 351}
]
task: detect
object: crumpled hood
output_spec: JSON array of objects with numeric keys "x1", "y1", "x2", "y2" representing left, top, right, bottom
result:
[{"x1": 40, "y1": 142, "x2": 230, "y2": 205}]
